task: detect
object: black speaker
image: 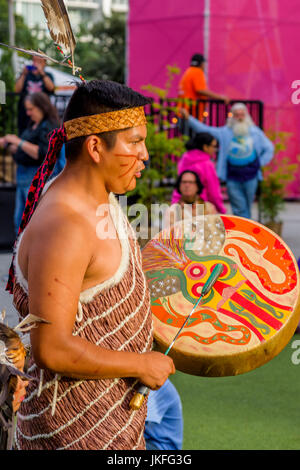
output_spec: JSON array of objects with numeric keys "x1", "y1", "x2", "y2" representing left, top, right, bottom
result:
[{"x1": 0, "y1": 186, "x2": 15, "y2": 250}]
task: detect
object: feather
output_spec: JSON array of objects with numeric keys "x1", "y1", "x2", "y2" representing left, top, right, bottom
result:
[
  {"x1": 0, "y1": 322, "x2": 26, "y2": 372},
  {"x1": 142, "y1": 225, "x2": 191, "y2": 273},
  {"x1": 40, "y1": 0, "x2": 76, "y2": 74},
  {"x1": 0, "y1": 311, "x2": 47, "y2": 449},
  {"x1": 0, "y1": 318, "x2": 27, "y2": 450},
  {"x1": 0, "y1": 311, "x2": 50, "y2": 373},
  {"x1": 0, "y1": 42, "x2": 81, "y2": 72},
  {"x1": 14, "y1": 313, "x2": 51, "y2": 333}
]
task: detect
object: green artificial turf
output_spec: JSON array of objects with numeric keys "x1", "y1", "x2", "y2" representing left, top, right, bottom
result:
[{"x1": 170, "y1": 334, "x2": 300, "y2": 450}]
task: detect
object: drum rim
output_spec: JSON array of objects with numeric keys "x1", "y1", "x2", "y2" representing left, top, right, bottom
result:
[{"x1": 153, "y1": 294, "x2": 300, "y2": 377}]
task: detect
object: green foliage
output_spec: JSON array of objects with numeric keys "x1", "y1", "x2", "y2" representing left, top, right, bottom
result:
[
  {"x1": 0, "y1": 0, "x2": 37, "y2": 91},
  {"x1": 142, "y1": 64, "x2": 181, "y2": 99},
  {"x1": 259, "y1": 131, "x2": 298, "y2": 222},
  {"x1": 127, "y1": 65, "x2": 187, "y2": 212},
  {"x1": 129, "y1": 121, "x2": 187, "y2": 208},
  {"x1": 0, "y1": 0, "x2": 38, "y2": 136},
  {"x1": 0, "y1": 0, "x2": 37, "y2": 48},
  {"x1": 0, "y1": 49, "x2": 15, "y2": 93},
  {"x1": 74, "y1": 13, "x2": 126, "y2": 83},
  {"x1": 0, "y1": 5, "x2": 126, "y2": 84}
]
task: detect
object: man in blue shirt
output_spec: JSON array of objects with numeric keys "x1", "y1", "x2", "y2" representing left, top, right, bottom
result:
[{"x1": 181, "y1": 103, "x2": 274, "y2": 219}]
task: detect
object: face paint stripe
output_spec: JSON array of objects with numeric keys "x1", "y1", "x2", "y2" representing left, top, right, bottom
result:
[
  {"x1": 124, "y1": 175, "x2": 136, "y2": 191},
  {"x1": 114, "y1": 154, "x2": 138, "y2": 158},
  {"x1": 118, "y1": 160, "x2": 136, "y2": 179}
]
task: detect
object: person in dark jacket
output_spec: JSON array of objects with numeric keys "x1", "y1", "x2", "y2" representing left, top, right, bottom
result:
[{"x1": 0, "y1": 92, "x2": 64, "y2": 233}]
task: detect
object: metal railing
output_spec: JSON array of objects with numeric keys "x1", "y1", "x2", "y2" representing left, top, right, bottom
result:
[
  {"x1": 0, "y1": 93, "x2": 264, "y2": 186},
  {"x1": 146, "y1": 98, "x2": 264, "y2": 139}
]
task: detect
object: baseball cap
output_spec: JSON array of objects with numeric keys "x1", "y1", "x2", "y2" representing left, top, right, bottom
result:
[{"x1": 190, "y1": 54, "x2": 205, "y2": 66}]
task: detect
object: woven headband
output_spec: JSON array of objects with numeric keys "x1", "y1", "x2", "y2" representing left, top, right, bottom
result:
[
  {"x1": 64, "y1": 106, "x2": 147, "y2": 140},
  {"x1": 5, "y1": 106, "x2": 147, "y2": 293}
]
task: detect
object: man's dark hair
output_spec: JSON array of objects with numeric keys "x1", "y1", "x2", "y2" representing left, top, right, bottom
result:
[
  {"x1": 175, "y1": 170, "x2": 204, "y2": 195},
  {"x1": 185, "y1": 132, "x2": 218, "y2": 151},
  {"x1": 190, "y1": 53, "x2": 205, "y2": 67},
  {"x1": 63, "y1": 80, "x2": 151, "y2": 159}
]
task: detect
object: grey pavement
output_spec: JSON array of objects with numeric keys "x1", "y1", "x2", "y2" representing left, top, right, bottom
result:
[{"x1": 0, "y1": 202, "x2": 300, "y2": 328}]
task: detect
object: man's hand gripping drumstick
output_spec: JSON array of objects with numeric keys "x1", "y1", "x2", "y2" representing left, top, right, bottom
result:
[{"x1": 130, "y1": 263, "x2": 224, "y2": 410}]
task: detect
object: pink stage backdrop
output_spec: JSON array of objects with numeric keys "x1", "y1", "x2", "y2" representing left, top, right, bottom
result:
[{"x1": 128, "y1": 0, "x2": 300, "y2": 198}]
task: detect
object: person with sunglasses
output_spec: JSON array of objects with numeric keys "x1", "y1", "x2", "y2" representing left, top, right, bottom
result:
[{"x1": 172, "y1": 132, "x2": 226, "y2": 215}]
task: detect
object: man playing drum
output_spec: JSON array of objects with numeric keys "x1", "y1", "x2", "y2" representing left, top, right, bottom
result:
[{"x1": 7, "y1": 80, "x2": 175, "y2": 450}]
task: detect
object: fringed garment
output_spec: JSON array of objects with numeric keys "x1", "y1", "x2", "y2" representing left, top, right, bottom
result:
[{"x1": 12, "y1": 194, "x2": 153, "y2": 450}]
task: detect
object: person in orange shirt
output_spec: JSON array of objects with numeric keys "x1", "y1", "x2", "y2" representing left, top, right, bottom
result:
[{"x1": 178, "y1": 53, "x2": 229, "y2": 120}]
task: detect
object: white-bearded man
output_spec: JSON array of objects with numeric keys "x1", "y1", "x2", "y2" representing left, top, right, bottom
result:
[{"x1": 181, "y1": 102, "x2": 274, "y2": 219}]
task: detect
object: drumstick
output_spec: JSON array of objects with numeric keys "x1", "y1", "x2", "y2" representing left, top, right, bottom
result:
[{"x1": 129, "y1": 263, "x2": 224, "y2": 410}]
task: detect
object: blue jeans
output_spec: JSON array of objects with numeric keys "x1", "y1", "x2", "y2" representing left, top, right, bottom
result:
[
  {"x1": 144, "y1": 379, "x2": 183, "y2": 451},
  {"x1": 226, "y1": 176, "x2": 259, "y2": 219},
  {"x1": 14, "y1": 165, "x2": 38, "y2": 234}
]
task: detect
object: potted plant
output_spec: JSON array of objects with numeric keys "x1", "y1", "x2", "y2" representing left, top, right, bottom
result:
[{"x1": 259, "y1": 131, "x2": 298, "y2": 235}]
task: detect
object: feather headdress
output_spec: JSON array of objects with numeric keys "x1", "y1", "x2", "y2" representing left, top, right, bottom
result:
[
  {"x1": 0, "y1": 0, "x2": 81, "y2": 76},
  {"x1": 40, "y1": 0, "x2": 77, "y2": 74},
  {"x1": 0, "y1": 43, "x2": 79, "y2": 71}
]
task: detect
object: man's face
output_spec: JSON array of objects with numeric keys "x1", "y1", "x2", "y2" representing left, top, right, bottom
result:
[
  {"x1": 230, "y1": 108, "x2": 251, "y2": 136},
  {"x1": 232, "y1": 109, "x2": 247, "y2": 122},
  {"x1": 100, "y1": 125, "x2": 149, "y2": 194},
  {"x1": 32, "y1": 56, "x2": 46, "y2": 74}
]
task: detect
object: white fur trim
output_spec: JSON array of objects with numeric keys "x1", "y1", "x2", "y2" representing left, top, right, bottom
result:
[
  {"x1": 14, "y1": 231, "x2": 28, "y2": 294},
  {"x1": 76, "y1": 301, "x2": 84, "y2": 322},
  {"x1": 79, "y1": 193, "x2": 130, "y2": 303},
  {"x1": 41, "y1": 174, "x2": 58, "y2": 195}
]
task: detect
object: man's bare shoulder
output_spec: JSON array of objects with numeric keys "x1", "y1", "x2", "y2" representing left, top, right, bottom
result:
[{"x1": 24, "y1": 194, "x2": 94, "y2": 261}]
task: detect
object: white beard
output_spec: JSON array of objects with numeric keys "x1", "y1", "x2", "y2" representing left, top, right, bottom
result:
[
  {"x1": 232, "y1": 120, "x2": 251, "y2": 137},
  {"x1": 227, "y1": 114, "x2": 254, "y2": 137}
]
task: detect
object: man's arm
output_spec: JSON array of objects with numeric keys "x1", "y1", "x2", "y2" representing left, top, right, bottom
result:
[
  {"x1": 4, "y1": 135, "x2": 39, "y2": 160},
  {"x1": 256, "y1": 128, "x2": 274, "y2": 167},
  {"x1": 15, "y1": 67, "x2": 27, "y2": 93},
  {"x1": 34, "y1": 61, "x2": 55, "y2": 93},
  {"x1": 192, "y1": 68, "x2": 229, "y2": 103},
  {"x1": 41, "y1": 73, "x2": 55, "y2": 93},
  {"x1": 27, "y1": 213, "x2": 174, "y2": 388},
  {"x1": 182, "y1": 111, "x2": 224, "y2": 141},
  {"x1": 196, "y1": 88, "x2": 230, "y2": 104}
]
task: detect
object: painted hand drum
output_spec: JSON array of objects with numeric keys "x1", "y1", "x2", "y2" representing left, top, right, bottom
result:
[{"x1": 142, "y1": 215, "x2": 300, "y2": 376}]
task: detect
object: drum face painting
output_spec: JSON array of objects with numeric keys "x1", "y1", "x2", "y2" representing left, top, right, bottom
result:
[{"x1": 142, "y1": 215, "x2": 300, "y2": 377}]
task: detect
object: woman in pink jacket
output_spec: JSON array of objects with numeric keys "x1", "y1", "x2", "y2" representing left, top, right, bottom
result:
[{"x1": 171, "y1": 132, "x2": 227, "y2": 214}]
